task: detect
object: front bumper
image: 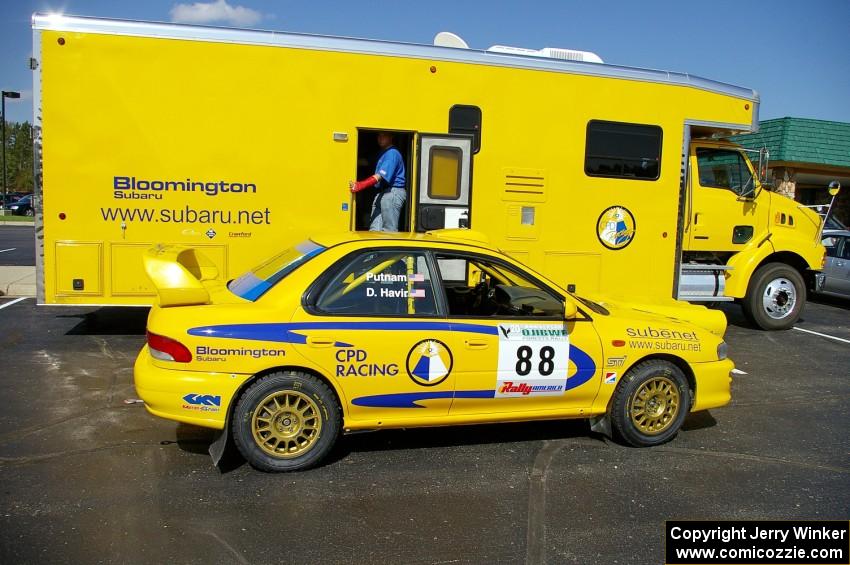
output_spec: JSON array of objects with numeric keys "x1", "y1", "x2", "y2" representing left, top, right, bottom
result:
[
  {"x1": 691, "y1": 358, "x2": 734, "y2": 412},
  {"x1": 814, "y1": 272, "x2": 826, "y2": 292},
  {"x1": 133, "y1": 346, "x2": 251, "y2": 430}
]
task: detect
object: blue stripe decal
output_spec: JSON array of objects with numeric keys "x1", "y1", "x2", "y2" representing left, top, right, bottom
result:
[
  {"x1": 566, "y1": 345, "x2": 597, "y2": 390},
  {"x1": 187, "y1": 321, "x2": 497, "y2": 343},
  {"x1": 352, "y1": 389, "x2": 495, "y2": 408}
]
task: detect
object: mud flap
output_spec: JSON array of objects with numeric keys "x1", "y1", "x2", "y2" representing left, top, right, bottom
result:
[
  {"x1": 589, "y1": 414, "x2": 612, "y2": 439},
  {"x1": 208, "y1": 423, "x2": 230, "y2": 467}
]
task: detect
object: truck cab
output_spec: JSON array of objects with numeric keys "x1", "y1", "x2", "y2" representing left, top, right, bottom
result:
[{"x1": 680, "y1": 139, "x2": 826, "y2": 329}]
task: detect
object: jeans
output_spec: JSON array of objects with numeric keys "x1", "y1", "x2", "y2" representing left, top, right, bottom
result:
[{"x1": 369, "y1": 187, "x2": 406, "y2": 232}]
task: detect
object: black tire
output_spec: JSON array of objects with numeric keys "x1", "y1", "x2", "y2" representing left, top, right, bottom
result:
[
  {"x1": 742, "y1": 262, "x2": 805, "y2": 330},
  {"x1": 610, "y1": 359, "x2": 691, "y2": 447},
  {"x1": 233, "y1": 371, "x2": 341, "y2": 472},
  {"x1": 25, "y1": 208, "x2": 34, "y2": 217}
]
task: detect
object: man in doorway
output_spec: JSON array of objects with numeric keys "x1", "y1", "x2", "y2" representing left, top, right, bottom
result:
[{"x1": 349, "y1": 132, "x2": 406, "y2": 232}]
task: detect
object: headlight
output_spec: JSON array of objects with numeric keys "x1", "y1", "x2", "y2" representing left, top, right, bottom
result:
[{"x1": 716, "y1": 341, "x2": 728, "y2": 360}]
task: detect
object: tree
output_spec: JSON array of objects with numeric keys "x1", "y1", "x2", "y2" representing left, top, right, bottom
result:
[{"x1": 2, "y1": 120, "x2": 34, "y2": 194}]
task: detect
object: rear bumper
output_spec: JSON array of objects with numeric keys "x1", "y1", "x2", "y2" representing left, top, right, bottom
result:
[
  {"x1": 133, "y1": 345, "x2": 251, "y2": 430},
  {"x1": 691, "y1": 358, "x2": 734, "y2": 412}
]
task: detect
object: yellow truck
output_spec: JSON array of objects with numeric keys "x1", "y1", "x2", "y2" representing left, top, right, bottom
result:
[{"x1": 32, "y1": 13, "x2": 827, "y2": 330}]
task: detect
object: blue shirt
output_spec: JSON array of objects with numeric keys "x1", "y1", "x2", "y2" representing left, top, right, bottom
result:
[{"x1": 375, "y1": 146, "x2": 406, "y2": 189}]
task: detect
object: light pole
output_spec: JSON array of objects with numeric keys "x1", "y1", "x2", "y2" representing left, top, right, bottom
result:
[{"x1": 2, "y1": 90, "x2": 21, "y2": 214}]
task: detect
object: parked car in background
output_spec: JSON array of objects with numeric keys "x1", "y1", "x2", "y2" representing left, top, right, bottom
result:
[
  {"x1": 817, "y1": 230, "x2": 850, "y2": 299},
  {"x1": 8, "y1": 194, "x2": 33, "y2": 216}
]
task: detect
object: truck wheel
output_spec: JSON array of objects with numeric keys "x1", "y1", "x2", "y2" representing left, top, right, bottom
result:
[
  {"x1": 742, "y1": 263, "x2": 805, "y2": 330},
  {"x1": 233, "y1": 372, "x2": 341, "y2": 472},
  {"x1": 610, "y1": 360, "x2": 690, "y2": 447}
]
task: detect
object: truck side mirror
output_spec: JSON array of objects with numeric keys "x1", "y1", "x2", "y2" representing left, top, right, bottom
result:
[
  {"x1": 828, "y1": 180, "x2": 841, "y2": 197},
  {"x1": 758, "y1": 147, "x2": 771, "y2": 186}
]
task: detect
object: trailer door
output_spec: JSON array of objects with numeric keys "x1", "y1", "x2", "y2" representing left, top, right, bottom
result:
[{"x1": 415, "y1": 134, "x2": 473, "y2": 232}]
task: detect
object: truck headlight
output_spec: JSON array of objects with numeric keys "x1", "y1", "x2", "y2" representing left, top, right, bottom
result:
[{"x1": 717, "y1": 341, "x2": 728, "y2": 360}]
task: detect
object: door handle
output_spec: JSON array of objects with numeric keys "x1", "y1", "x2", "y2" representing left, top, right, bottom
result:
[
  {"x1": 465, "y1": 338, "x2": 489, "y2": 350},
  {"x1": 306, "y1": 336, "x2": 335, "y2": 348}
]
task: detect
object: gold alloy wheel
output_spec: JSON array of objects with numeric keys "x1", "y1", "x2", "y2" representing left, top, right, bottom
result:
[
  {"x1": 629, "y1": 376, "x2": 680, "y2": 435},
  {"x1": 251, "y1": 390, "x2": 323, "y2": 458}
]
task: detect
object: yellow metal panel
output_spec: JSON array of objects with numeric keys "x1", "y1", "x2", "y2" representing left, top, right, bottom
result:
[
  {"x1": 543, "y1": 252, "x2": 602, "y2": 295},
  {"x1": 55, "y1": 241, "x2": 102, "y2": 296}
]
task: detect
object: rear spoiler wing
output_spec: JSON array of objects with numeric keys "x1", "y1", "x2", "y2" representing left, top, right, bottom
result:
[{"x1": 143, "y1": 245, "x2": 218, "y2": 307}]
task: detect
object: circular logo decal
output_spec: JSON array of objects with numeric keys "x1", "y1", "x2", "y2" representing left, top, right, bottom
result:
[
  {"x1": 596, "y1": 206, "x2": 636, "y2": 250},
  {"x1": 406, "y1": 339, "x2": 453, "y2": 387}
]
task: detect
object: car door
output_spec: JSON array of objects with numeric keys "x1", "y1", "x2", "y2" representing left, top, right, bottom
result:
[
  {"x1": 290, "y1": 247, "x2": 457, "y2": 423},
  {"x1": 433, "y1": 251, "x2": 603, "y2": 416},
  {"x1": 822, "y1": 235, "x2": 850, "y2": 296}
]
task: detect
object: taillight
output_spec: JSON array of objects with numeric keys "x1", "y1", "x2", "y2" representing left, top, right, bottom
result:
[
  {"x1": 822, "y1": 250, "x2": 827, "y2": 269},
  {"x1": 147, "y1": 331, "x2": 192, "y2": 363}
]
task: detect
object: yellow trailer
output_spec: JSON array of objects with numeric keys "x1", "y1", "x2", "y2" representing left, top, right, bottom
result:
[{"x1": 32, "y1": 14, "x2": 827, "y2": 329}]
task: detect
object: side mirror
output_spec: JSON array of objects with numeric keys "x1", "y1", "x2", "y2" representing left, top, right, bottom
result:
[
  {"x1": 758, "y1": 147, "x2": 770, "y2": 185},
  {"x1": 828, "y1": 180, "x2": 841, "y2": 197},
  {"x1": 564, "y1": 298, "x2": 578, "y2": 320}
]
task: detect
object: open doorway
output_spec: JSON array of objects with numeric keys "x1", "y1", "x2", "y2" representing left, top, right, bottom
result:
[{"x1": 353, "y1": 129, "x2": 414, "y2": 231}]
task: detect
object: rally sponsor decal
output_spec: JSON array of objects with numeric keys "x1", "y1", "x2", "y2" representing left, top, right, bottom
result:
[
  {"x1": 182, "y1": 393, "x2": 221, "y2": 412},
  {"x1": 496, "y1": 324, "x2": 569, "y2": 397},
  {"x1": 335, "y1": 348, "x2": 399, "y2": 377},
  {"x1": 406, "y1": 339, "x2": 453, "y2": 386},
  {"x1": 604, "y1": 372, "x2": 618, "y2": 385},
  {"x1": 626, "y1": 326, "x2": 701, "y2": 352},
  {"x1": 195, "y1": 345, "x2": 286, "y2": 362}
]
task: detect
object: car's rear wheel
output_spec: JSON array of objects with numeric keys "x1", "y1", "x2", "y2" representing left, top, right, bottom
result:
[
  {"x1": 610, "y1": 360, "x2": 690, "y2": 447},
  {"x1": 233, "y1": 371, "x2": 340, "y2": 472}
]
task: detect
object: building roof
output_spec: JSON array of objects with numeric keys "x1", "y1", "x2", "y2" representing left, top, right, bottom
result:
[{"x1": 730, "y1": 117, "x2": 850, "y2": 169}]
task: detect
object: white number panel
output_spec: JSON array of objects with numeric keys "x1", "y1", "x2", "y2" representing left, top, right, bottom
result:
[{"x1": 495, "y1": 323, "x2": 570, "y2": 397}]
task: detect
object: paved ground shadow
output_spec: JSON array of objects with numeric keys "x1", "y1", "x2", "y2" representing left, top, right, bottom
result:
[{"x1": 61, "y1": 306, "x2": 149, "y2": 335}]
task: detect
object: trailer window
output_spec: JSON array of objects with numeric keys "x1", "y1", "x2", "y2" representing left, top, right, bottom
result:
[
  {"x1": 428, "y1": 147, "x2": 463, "y2": 200},
  {"x1": 585, "y1": 120, "x2": 662, "y2": 180},
  {"x1": 449, "y1": 105, "x2": 482, "y2": 153}
]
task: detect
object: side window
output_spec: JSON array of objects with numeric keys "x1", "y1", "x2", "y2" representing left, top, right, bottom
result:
[
  {"x1": 841, "y1": 238, "x2": 850, "y2": 260},
  {"x1": 435, "y1": 254, "x2": 562, "y2": 318},
  {"x1": 822, "y1": 236, "x2": 839, "y2": 258},
  {"x1": 585, "y1": 120, "x2": 662, "y2": 180},
  {"x1": 315, "y1": 250, "x2": 438, "y2": 316},
  {"x1": 696, "y1": 148, "x2": 754, "y2": 196}
]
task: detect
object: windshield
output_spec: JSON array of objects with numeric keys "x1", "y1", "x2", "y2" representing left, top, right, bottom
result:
[{"x1": 228, "y1": 240, "x2": 325, "y2": 301}]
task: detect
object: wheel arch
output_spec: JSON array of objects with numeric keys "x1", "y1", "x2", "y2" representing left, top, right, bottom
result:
[
  {"x1": 224, "y1": 365, "x2": 347, "y2": 428},
  {"x1": 726, "y1": 246, "x2": 811, "y2": 298},
  {"x1": 604, "y1": 354, "x2": 696, "y2": 413}
]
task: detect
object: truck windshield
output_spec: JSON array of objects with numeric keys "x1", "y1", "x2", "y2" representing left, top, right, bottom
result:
[{"x1": 228, "y1": 240, "x2": 325, "y2": 301}]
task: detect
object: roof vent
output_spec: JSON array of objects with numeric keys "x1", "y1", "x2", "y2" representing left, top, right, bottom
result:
[
  {"x1": 434, "y1": 31, "x2": 469, "y2": 49},
  {"x1": 487, "y1": 45, "x2": 603, "y2": 63}
]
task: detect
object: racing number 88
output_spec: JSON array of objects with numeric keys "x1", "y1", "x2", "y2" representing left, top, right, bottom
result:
[{"x1": 516, "y1": 346, "x2": 555, "y2": 376}]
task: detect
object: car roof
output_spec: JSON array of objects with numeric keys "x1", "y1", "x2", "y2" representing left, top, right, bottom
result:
[
  {"x1": 823, "y1": 229, "x2": 850, "y2": 238},
  {"x1": 310, "y1": 229, "x2": 496, "y2": 251}
]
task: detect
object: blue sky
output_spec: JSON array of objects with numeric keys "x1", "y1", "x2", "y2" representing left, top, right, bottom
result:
[{"x1": 2, "y1": 0, "x2": 849, "y2": 124}]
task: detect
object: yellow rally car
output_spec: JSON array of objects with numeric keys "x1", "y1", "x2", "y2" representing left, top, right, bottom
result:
[{"x1": 134, "y1": 230, "x2": 733, "y2": 472}]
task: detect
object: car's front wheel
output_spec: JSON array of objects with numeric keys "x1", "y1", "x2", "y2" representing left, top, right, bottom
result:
[
  {"x1": 610, "y1": 360, "x2": 691, "y2": 447},
  {"x1": 233, "y1": 371, "x2": 341, "y2": 472}
]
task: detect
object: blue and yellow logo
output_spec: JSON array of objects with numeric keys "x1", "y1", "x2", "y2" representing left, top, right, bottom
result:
[
  {"x1": 406, "y1": 339, "x2": 453, "y2": 387},
  {"x1": 596, "y1": 206, "x2": 636, "y2": 250}
]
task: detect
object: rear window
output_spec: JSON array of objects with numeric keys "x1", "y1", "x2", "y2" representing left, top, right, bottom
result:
[{"x1": 228, "y1": 240, "x2": 325, "y2": 301}]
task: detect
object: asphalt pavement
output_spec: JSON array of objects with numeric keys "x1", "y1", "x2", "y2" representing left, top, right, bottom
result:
[
  {"x1": 0, "y1": 225, "x2": 35, "y2": 266},
  {"x1": 0, "y1": 298, "x2": 848, "y2": 564}
]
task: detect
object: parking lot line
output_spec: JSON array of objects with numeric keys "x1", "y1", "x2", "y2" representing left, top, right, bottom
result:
[
  {"x1": 0, "y1": 297, "x2": 28, "y2": 310},
  {"x1": 0, "y1": 248, "x2": 16, "y2": 253},
  {"x1": 793, "y1": 326, "x2": 850, "y2": 345}
]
